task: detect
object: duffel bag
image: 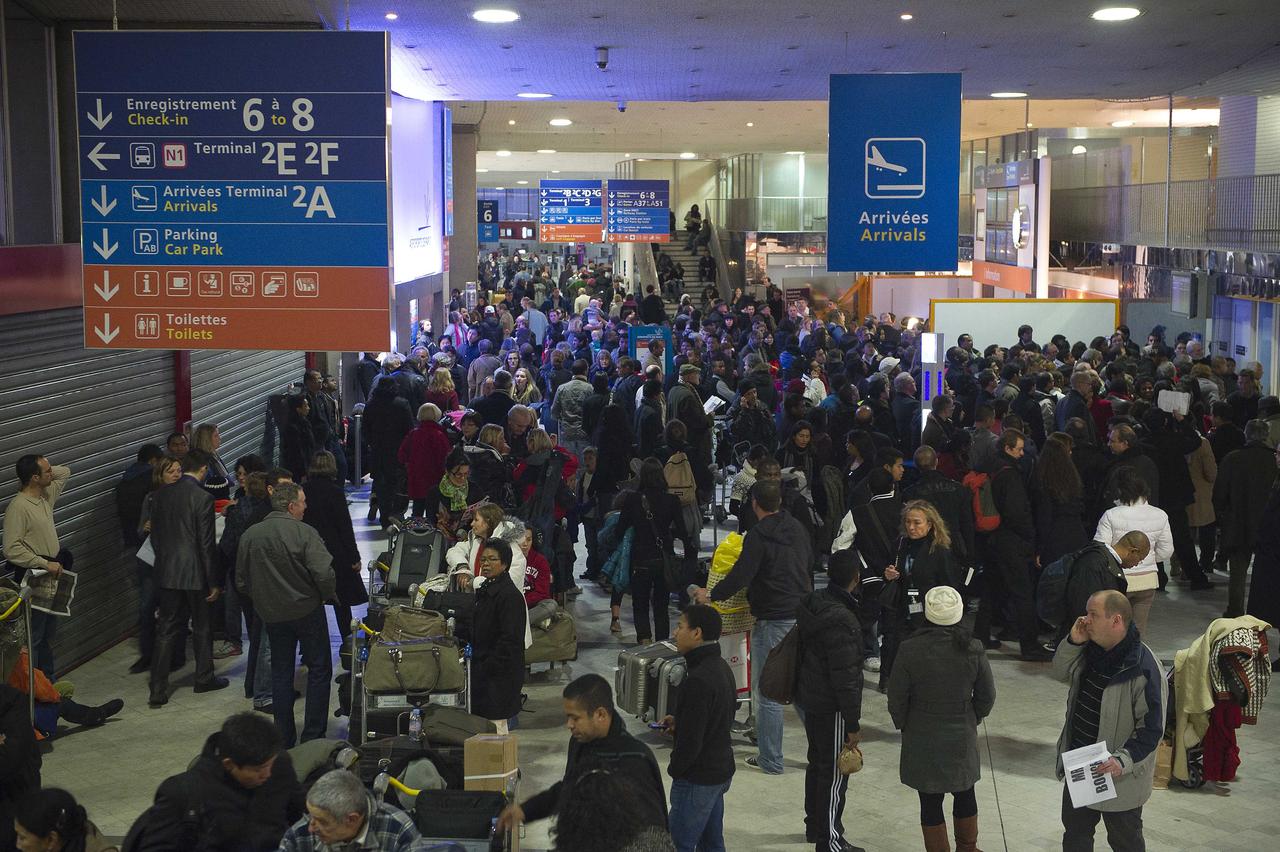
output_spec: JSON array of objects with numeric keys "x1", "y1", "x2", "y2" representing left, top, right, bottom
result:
[
  {"x1": 364, "y1": 636, "x2": 465, "y2": 697},
  {"x1": 524, "y1": 610, "x2": 578, "y2": 664},
  {"x1": 421, "y1": 705, "x2": 496, "y2": 746},
  {"x1": 381, "y1": 605, "x2": 447, "y2": 642},
  {"x1": 415, "y1": 789, "x2": 507, "y2": 841}
]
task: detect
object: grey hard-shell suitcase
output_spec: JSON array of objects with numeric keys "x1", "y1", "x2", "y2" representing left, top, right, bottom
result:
[
  {"x1": 649, "y1": 653, "x2": 687, "y2": 721},
  {"x1": 615, "y1": 640, "x2": 683, "y2": 721}
]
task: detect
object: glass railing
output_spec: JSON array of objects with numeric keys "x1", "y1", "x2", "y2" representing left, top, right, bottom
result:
[
  {"x1": 704, "y1": 197, "x2": 828, "y2": 232},
  {"x1": 1051, "y1": 173, "x2": 1280, "y2": 252}
]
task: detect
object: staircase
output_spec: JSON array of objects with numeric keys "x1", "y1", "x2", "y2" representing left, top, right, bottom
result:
[{"x1": 653, "y1": 236, "x2": 707, "y2": 307}]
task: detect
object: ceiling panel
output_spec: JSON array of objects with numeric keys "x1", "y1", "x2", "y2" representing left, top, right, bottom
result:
[{"x1": 19, "y1": 0, "x2": 321, "y2": 23}]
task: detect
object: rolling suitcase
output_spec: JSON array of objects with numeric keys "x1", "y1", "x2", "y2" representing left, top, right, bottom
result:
[
  {"x1": 524, "y1": 610, "x2": 578, "y2": 665},
  {"x1": 387, "y1": 522, "x2": 446, "y2": 595},
  {"x1": 615, "y1": 640, "x2": 682, "y2": 722},
  {"x1": 649, "y1": 653, "x2": 687, "y2": 722},
  {"x1": 415, "y1": 790, "x2": 513, "y2": 852}
]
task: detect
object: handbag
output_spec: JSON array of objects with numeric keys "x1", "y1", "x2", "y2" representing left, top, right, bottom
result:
[
  {"x1": 758, "y1": 625, "x2": 801, "y2": 705},
  {"x1": 363, "y1": 606, "x2": 464, "y2": 698},
  {"x1": 641, "y1": 494, "x2": 682, "y2": 589},
  {"x1": 838, "y1": 744, "x2": 864, "y2": 775}
]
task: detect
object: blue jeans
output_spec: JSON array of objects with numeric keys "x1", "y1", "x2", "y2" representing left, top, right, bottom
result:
[
  {"x1": 28, "y1": 609, "x2": 58, "y2": 679},
  {"x1": 265, "y1": 607, "x2": 332, "y2": 746},
  {"x1": 248, "y1": 619, "x2": 273, "y2": 706},
  {"x1": 750, "y1": 618, "x2": 795, "y2": 774},
  {"x1": 670, "y1": 779, "x2": 730, "y2": 852}
]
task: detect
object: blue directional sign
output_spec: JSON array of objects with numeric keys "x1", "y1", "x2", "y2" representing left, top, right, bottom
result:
[
  {"x1": 478, "y1": 200, "x2": 499, "y2": 242},
  {"x1": 827, "y1": 73, "x2": 961, "y2": 272},
  {"x1": 606, "y1": 179, "x2": 670, "y2": 243},
  {"x1": 74, "y1": 30, "x2": 391, "y2": 351},
  {"x1": 538, "y1": 179, "x2": 604, "y2": 243}
]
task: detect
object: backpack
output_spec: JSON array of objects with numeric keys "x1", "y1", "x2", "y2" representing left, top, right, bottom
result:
[
  {"x1": 1036, "y1": 550, "x2": 1077, "y2": 628},
  {"x1": 962, "y1": 471, "x2": 1001, "y2": 532},
  {"x1": 122, "y1": 774, "x2": 202, "y2": 852},
  {"x1": 664, "y1": 452, "x2": 697, "y2": 507}
]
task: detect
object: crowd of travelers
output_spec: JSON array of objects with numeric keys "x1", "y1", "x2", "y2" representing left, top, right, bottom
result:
[{"x1": 4, "y1": 250, "x2": 1279, "y2": 852}]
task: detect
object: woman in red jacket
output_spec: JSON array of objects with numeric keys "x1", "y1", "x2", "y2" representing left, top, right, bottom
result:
[{"x1": 398, "y1": 403, "x2": 453, "y2": 517}]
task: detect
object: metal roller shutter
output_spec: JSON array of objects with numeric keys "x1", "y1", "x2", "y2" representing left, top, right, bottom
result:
[
  {"x1": 0, "y1": 308, "x2": 175, "y2": 671},
  {"x1": 190, "y1": 350, "x2": 304, "y2": 466}
]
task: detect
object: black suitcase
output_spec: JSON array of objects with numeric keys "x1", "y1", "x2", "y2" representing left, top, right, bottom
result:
[
  {"x1": 388, "y1": 525, "x2": 445, "y2": 595},
  {"x1": 415, "y1": 790, "x2": 510, "y2": 851},
  {"x1": 422, "y1": 590, "x2": 476, "y2": 641}
]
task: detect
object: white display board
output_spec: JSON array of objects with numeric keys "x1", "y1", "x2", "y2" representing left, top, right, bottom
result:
[{"x1": 929, "y1": 298, "x2": 1120, "y2": 351}]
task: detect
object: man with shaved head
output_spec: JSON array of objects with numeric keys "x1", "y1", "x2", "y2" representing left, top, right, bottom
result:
[
  {"x1": 1054, "y1": 589, "x2": 1163, "y2": 852},
  {"x1": 1058, "y1": 531, "x2": 1150, "y2": 642}
]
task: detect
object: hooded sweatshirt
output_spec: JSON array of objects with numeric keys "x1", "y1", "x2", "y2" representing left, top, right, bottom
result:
[{"x1": 709, "y1": 510, "x2": 812, "y2": 620}]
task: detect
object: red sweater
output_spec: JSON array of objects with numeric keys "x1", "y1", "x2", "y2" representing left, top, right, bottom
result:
[
  {"x1": 397, "y1": 421, "x2": 452, "y2": 499},
  {"x1": 523, "y1": 548, "x2": 552, "y2": 606}
]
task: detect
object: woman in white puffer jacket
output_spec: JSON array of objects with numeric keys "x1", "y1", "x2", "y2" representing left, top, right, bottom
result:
[
  {"x1": 1094, "y1": 466, "x2": 1173, "y2": 634},
  {"x1": 445, "y1": 502, "x2": 531, "y2": 648}
]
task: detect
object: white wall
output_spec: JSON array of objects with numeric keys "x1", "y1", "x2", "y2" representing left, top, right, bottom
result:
[{"x1": 871, "y1": 276, "x2": 972, "y2": 320}]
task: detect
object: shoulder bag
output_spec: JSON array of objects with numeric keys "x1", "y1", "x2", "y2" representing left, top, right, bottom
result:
[{"x1": 641, "y1": 494, "x2": 682, "y2": 589}]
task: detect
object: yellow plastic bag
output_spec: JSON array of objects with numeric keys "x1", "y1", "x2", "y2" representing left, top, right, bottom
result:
[{"x1": 707, "y1": 533, "x2": 754, "y2": 634}]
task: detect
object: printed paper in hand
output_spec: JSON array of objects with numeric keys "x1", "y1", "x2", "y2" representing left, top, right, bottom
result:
[
  {"x1": 703, "y1": 395, "x2": 727, "y2": 415},
  {"x1": 1156, "y1": 389, "x2": 1190, "y2": 416},
  {"x1": 1062, "y1": 742, "x2": 1118, "y2": 808},
  {"x1": 136, "y1": 536, "x2": 155, "y2": 567},
  {"x1": 21, "y1": 569, "x2": 78, "y2": 617}
]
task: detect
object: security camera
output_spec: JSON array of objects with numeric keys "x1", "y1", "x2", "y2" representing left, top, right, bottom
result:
[
  {"x1": 596, "y1": 46, "x2": 609, "y2": 70},
  {"x1": 617, "y1": 100, "x2": 627, "y2": 113}
]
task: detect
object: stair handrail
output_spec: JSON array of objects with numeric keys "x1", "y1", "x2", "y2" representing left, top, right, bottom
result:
[
  {"x1": 635, "y1": 240, "x2": 661, "y2": 297},
  {"x1": 705, "y1": 214, "x2": 733, "y2": 302}
]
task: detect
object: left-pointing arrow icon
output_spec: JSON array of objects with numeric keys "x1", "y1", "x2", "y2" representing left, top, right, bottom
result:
[
  {"x1": 90, "y1": 185, "x2": 117, "y2": 217},
  {"x1": 87, "y1": 98, "x2": 113, "y2": 130},
  {"x1": 93, "y1": 270, "x2": 119, "y2": 302},
  {"x1": 91, "y1": 227, "x2": 118, "y2": 260},
  {"x1": 87, "y1": 141, "x2": 120, "y2": 172},
  {"x1": 94, "y1": 313, "x2": 119, "y2": 344}
]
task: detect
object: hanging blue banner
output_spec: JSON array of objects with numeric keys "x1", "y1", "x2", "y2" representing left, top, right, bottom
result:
[{"x1": 827, "y1": 73, "x2": 961, "y2": 273}]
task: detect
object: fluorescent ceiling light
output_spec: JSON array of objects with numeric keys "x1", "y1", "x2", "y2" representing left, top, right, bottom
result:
[
  {"x1": 1091, "y1": 7, "x2": 1141, "y2": 22},
  {"x1": 518, "y1": 92, "x2": 554, "y2": 99},
  {"x1": 476, "y1": 168, "x2": 489, "y2": 173},
  {"x1": 1110, "y1": 119, "x2": 1135, "y2": 127},
  {"x1": 549, "y1": 118, "x2": 572, "y2": 126},
  {"x1": 495, "y1": 186, "x2": 505, "y2": 190},
  {"x1": 495, "y1": 149, "x2": 512, "y2": 157},
  {"x1": 536, "y1": 148, "x2": 557, "y2": 153},
  {"x1": 990, "y1": 92, "x2": 1027, "y2": 98},
  {"x1": 551, "y1": 169, "x2": 561, "y2": 173},
  {"x1": 508, "y1": 119, "x2": 516, "y2": 125},
  {"x1": 746, "y1": 122, "x2": 754, "y2": 127},
  {"x1": 785, "y1": 150, "x2": 804, "y2": 155},
  {"x1": 517, "y1": 180, "x2": 528, "y2": 184},
  {"x1": 900, "y1": 13, "x2": 914, "y2": 21},
  {"x1": 385, "y1": 12, "x2": 398, "y2": 21},
  {"x1": 679, "y1": 152, "x2": 697, "y2": 159},
  {"x1": 473, "y1": 9, "x2": 520, "y2": 24}
]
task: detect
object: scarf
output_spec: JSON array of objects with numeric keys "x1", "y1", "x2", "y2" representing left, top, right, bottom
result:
[
  {"x1": 438, "y1": 473, "x2": 469, "y2": 511},
  {"x1": 1084, "y1": 622, "x2": 1140, "y2": 676}
]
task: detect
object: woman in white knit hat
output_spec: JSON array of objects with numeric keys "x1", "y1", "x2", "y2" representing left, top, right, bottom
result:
[{"x1": 887, "y1": 586, "x2": 996, "y2": 852}]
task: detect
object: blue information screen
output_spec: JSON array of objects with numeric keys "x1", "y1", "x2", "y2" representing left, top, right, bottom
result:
[
  {"x1": 539, "y1": 179, "x2": 604, "y2": 243},
  {"x1": 606, "y1": 179, "x2": 670, "y2": 243},
  {"x1": 827, "y1": 73, "x2": 961, "y2": 273},
  {"x1": 73, "y1": 30, "x2": 391, "y2": 350}
]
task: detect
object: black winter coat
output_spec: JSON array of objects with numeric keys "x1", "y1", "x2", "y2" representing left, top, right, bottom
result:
[
  {"x1": 471, "y1": 570, "x2": 527, "y2": 720},
  {"x1": 709, "y1": 511, "x2": 812, "y2": 620},
  {"x1": 668, "y1": 643, "x2": 737, "y2": 785},
  {"x1": 1102, "y1": 447, "x2": 1161, "y2": 508},
  {"x1": 795, "y1": 585, "x2": 864, "y2": 731},
  {"x1": 886, "y1": 534, "x2": 960, "y2": 628},
  {"x1": 892, "y1": 395, "x2": 922, "y2": 455},
  {"x1": 134, "y1": 731, "x2": 303, "y2": 851},
  {"x1": 988, "y1": 453, "x2": 1034, "y2": 554},
  {"x1": 1144, "y1": 423, "x2": 1201, "y2": 510},
  {"x1": 1062, "y1": 542, "x2": 1126, "y2": 633},
  {"x1": 463, "y1": 443, "x2": 515, "y2": 508},
  {"x1": 1213, "y1": 441, "x2": 1279, "y2": 551},
  {"x1": 903, "y1": 471, "x2": 975, "y2": 566},
  {"x1": 363, "y1": 383, "x2": 415, "y2": 465},
  {"x1": 1248, "y1": 486, "x2": 1280, "y2": 626},
  {"x1": 0, "y1": 685, "x2": 41, "y2": 852},
  {"x1": 281, "y1": 413, "x2": 316, "y2": 482},
  {"x1": 1031, "y1": 481, "x2": 1089, "y2": 566},
  {"x1": 302, "y1": 476, "x2": 368, "y2": 607}
]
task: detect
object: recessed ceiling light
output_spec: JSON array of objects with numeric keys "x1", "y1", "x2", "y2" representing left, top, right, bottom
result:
[
  {"x1": 1071, "y1": 144, "x2": 1088, "y2": 154},
  {"x1": 496, "y1": 150, "x2": 512, "y2": 157},
  {"x1": 1091, "y1": 7, "x2": 1141, "y2": 22},
  {"x1": 495, "y1": 186, "x2": 505, "y2": 190},
  {"x1": 508, "y1": 119, "x2": 516, "y2": 125},
  {"x1": 1026, "y1": 122, "x2": 1034, "y2": 128},
  {"x1": 476, "y1": 168, "x2": 489, "y2": 173},
  {"x1": 990, "y1": 91, "x2": 1027, "y2": 98},
  {"x1": 786, "y1": 150, "x2": 804, "y2": 155},
  {"x1": 473, "y1": 9, "x2": 520, "y2": 24},
  {"x1": 517, "y1": 180, "x2": 528, "y2": 184},
  {"x1": 746, "y1": 122, "x2": 754, "y2": 127},
  {"x1": 549, "y1": 118, "x2": 572, "y2": 126},
  {"x1": 900, "y1": 13, "x2": 914, "y2": 21},
  {"x1": 551, "y1": 169, "x2": 560, "y2": 173},
  {"x1": 679, "y1": 152, "x2": 697, "y2": 159},
  {"x1": 1111, "y1": 119, "x2": 1135, "y2": 127},
  {"x1": 518, "y1": 92, "x2": 554, "y2": 99},
  {"x1": 385, "y1": 12, "x2": 398, "y2": 21},
  {"x1": 536, "y1": 149, "x2": 556, "y2": 154}
]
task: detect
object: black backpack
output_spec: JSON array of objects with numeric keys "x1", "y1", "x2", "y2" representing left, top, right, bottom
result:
[{"x1": 122, "y1": 774, "x2": 203, "y2": 852}]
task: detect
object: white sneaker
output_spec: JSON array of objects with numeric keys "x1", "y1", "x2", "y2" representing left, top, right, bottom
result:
[{"x1": 862, "y1": 657, "x2": 881, "y2": 673}]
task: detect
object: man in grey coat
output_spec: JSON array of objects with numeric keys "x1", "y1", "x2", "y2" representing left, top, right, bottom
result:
[
  {"x1": 1054, "y1": 590, "x2": 1164, "y2": 852},
  {"x1": 149, "y1": 448, "x2": 227, "y2": 707},
  {"x1": 550, "y1": 359, "x2": 594, "y2": 462},
  {"x1": 237, "y1": 481, "x2": 336, "y2": 746}
]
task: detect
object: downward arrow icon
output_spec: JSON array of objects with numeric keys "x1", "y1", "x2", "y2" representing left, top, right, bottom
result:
[
  {"x1": 93, "y1": 270, "x2": 119, "y2": 302},
  {"x1": 91, "y1": 227, "x2": 118, "y2": 260},
  {"x1": 90, "y1": 185, "x2": 117, "y2": 217},
  {"x1": 94, "y1": 313, "x2": 119, "y2": 344},
  {"x1": 87, "y1": 98, "x2": 113, "y2": 130}
]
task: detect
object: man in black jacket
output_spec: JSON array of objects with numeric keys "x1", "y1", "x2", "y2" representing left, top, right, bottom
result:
[
  {"x1": 1059, "y1": 533, "x2": 1150, "y2": 640},
  {"x1": 696, "y1": 480, "x2": 811, "y2": 775},
  {"x1": 149, "y1": 449, "x2": 229, "y2": 707},
  {"x1": 795, "y1": 550, "x2": 866, "y2": 852},
  {"x1": 660, "y1": 605, "x2": 737, "y2": 852},
  {"x1": 1102, "y1": 424, "x2": 1161, "y2": 507},
  {"x1": 498, "y1": 674, "x2": 667, "y2": 833},
  {"x1": 1214, "y1": 420, "x2": 1280, "y2": 616},
  {"x1": 0, "y1": 685, "x2": 41, "y2": 851},
  {"x1": 974, "y1": 430, "x2": 1053, "y2": 661},
  {"x1": 905, "y1": 446, "x2": 975, "y2": 571},
  {"x1": 131, "y1": 712, "x2": 303, "y2": 851}
]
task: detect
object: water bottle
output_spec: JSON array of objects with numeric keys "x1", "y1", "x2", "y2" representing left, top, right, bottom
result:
[{"x1": 408, "y1": 707, "x2": 422, "y2": 740}]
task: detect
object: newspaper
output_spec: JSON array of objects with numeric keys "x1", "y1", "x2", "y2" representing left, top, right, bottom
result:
[
  {"x1": 1062, "y1": 742, "x2": 1118, "y2": 808},
  {"x1": 21, "y1": 569, "x2": 79, "y2": 617}
]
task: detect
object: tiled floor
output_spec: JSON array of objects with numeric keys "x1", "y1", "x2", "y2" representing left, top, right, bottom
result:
[{"x1": 40, "y1": 492, "x2": 1280, "y2": 851}]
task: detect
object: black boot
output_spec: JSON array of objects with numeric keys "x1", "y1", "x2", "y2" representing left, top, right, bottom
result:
[{"x1": 61, "y1": 697, "x2": 124, "y2": 727}]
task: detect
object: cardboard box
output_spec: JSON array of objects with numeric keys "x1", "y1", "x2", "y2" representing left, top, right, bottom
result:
[{"x1": 464, "y1": 734, "x2": 519, "y2": 793}]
